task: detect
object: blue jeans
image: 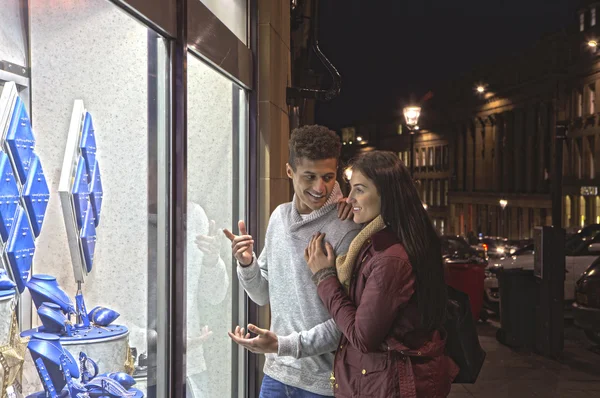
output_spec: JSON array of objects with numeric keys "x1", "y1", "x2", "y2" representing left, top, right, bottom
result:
[{"x1": 259, "y1": 375, "x2": 332, "y2": 398}]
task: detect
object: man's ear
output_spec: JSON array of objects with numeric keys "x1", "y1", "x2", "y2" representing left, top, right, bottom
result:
[{"x1": 286, "y1": 163, "x2": 294, "y2": 179}]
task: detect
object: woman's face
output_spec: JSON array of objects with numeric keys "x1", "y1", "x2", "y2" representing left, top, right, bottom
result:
[{"x1": 346, "y1": 169, "x2": 382, "y2": 224}]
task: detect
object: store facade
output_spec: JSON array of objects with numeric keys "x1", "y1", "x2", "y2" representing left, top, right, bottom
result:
[{"x1": 0, "y1": 0, "x2": 257, "y2": 397}]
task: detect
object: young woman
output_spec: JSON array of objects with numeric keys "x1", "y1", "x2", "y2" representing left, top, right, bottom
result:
[{"x1": 305, "y1": 150, "x2": 458, "y2": 398}]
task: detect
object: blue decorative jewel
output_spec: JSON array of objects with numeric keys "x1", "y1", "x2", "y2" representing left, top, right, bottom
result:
[
  {"x1": 80, "y1": 112, "x2": 97, "y2": 178},
  {"x1": 72, "y1": 156, "x2": 89, "y2": 230},
  {"x1": 0, "y1": 151, "x2": 19, "y2": 243},
  {"x1": 80, "y1": 206, "x2": 97, "y2": 273},
  {"x1": 22, "y1": 153, "x2": 50, "y2": 237},
  {"x1": 5, "y1": 97, "x2": 35, "y2": 184},
  {"x1": 6, "y1": 205, "x2": 35, "y2": 292},
  {"x1": 89, "y1": 160, "x2": 103, "y2": 227}
]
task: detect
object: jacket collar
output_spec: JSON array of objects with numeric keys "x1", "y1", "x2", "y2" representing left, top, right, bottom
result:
[{"x1": 371, "y1": 227, "x2": 401, "y2": 252}]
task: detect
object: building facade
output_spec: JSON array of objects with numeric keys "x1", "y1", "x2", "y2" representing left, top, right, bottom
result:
[{"x1": 373, "y1": 1, "x2": 600, "y2": 240}]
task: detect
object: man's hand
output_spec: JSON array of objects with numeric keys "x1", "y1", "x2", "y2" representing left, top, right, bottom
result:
[
  {"x1": 195, "y1": 220, "x2": 220, "y2": 267},
  {"x1": 228, "y1": 324, "x2": 278, "y2": 354},
  {"x1": 304, "y1": 233, "x2": 336, "y2": 274},
  {"x1": 189, "y1": 325, "x2": 213, "y2": 346},
  {"x1": 337, "y1": 199, "x2": 353, "y2": 221},
  {"x1": 223, "y1": 220, "x2": 254, "y2": 266}
]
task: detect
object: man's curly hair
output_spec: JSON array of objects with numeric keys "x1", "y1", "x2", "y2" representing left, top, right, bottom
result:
[{"x1": 288, "y1": 125, "x2": 341, "y2": 170}]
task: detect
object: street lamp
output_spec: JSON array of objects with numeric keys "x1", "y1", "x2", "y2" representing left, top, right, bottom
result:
[
  {"x1": 588, "y1": 40, "x2": 598, "y2": 49},
  {"x1": 403, "y1": 106, "x2": 422, "y2": 176},
  {"x1": 499, "y1": 199, "x2": 508, "y2": 237},
  {"x1": 476, "y1": 85, "x2": 486, "y2": 94}
]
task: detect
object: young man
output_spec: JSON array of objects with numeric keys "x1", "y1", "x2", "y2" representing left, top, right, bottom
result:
[{"x1": 224, "y1": 125, "x2": 360, "y2": 397}]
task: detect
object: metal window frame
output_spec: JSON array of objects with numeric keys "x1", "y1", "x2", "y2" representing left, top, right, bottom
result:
[{"x1": 108, "y1": 0, "x2": 257, "y2": 397}]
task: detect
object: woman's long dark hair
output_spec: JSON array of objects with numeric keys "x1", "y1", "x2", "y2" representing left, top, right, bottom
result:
[{"x1": 351, "y1": 150, "x2": 447, "y2": 332}]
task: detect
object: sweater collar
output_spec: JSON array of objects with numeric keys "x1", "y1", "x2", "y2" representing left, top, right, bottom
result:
[{"x1": 290, "y1": 182, "x2": 343, "y2": 225}]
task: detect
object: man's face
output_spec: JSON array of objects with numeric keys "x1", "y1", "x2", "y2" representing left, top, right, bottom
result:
[{"x1": 286, "y1": 157, "x2": 338, "y2": 214}]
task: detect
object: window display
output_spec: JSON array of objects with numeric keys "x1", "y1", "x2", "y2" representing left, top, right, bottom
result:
[{"x1": 0, "y1": 0, "x2": 252, "y2": 396}]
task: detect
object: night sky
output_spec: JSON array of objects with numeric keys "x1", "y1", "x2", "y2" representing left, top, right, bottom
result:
[{"x1": 314, "y1": 0, "x2": 578, "y2": 130}]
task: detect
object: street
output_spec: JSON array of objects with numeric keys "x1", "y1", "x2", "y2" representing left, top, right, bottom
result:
[{"x1": 450, "y1": 314, "x2": 600, "y2": 398}]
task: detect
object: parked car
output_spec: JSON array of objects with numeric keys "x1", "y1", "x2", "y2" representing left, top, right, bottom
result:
[
  {"x1": 473, "y1": 236, "x2": 518, "y2": 259},
  {"x1": 441, "y1": 235, "x2": 487, "y2": 264},
  {"x1": 483, "y1": 226, "x2": 600, "y2": 313},
  {"x1": 573, "y1": 257, "x2": 600, "y2": 344}
]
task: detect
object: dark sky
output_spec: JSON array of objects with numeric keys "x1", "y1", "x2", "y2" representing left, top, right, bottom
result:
[{"x1": 314, "y1": 0, "x2": 578, "y2": 130}]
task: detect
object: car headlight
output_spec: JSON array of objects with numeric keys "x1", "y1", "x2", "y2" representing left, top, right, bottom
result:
[
  {"x1": 509, "y1": 248, "x2": 516, "y2": 254},
  {"x1": 496, "y1": 247, "x2": 505, "y2": 254}
]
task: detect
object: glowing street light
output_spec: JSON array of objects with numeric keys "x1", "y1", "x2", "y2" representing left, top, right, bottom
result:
[
  {"x1": 356, "y1": 136, "x2": 363, "y2": 142},
  {"x1": 403, "y1": 106, "x2": 421, "y2": 129},
  {"x1": 499, "y1": 199, "x2": 508, "y2": 210},
  {"x1": 476, "y1": 85, "x2": 485, "y2": 93},
  {"x1": 589, "y1": 40, "x2": 598, "y2": 49}
]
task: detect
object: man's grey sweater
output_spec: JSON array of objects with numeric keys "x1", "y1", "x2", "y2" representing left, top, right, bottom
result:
[{"x1": 237, "y1": 183, "x2": 360, "y2": 396}]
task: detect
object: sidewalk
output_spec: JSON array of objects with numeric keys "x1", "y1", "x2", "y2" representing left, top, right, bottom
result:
[{"x1": 449, "y1": 316, "x2": 600, "y2": 398}]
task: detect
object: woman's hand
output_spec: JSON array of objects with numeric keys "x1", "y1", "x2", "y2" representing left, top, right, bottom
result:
[{"x1": 304, "y1": 233, "x2": 336, "y2": 274}]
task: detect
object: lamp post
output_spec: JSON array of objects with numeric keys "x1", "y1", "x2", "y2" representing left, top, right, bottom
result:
[
  {"x1": 499, "y1": 199, "x2": 508, "y2": 237},
  {"x1": 403, "y1": 106, "x2": 421, "y2": 176}
]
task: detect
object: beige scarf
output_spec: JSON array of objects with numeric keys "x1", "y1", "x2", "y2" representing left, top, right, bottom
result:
[{"x1": 336, "y1": 215, "x2": 386, "y2": 291}]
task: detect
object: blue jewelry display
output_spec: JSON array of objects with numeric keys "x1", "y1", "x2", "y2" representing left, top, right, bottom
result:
[
  {"x1": 27, "y1": 333, "x2": 80, "y2": 393},
  {"x1": 80, "y1": 206, "x2": 97, "y2": 274},
  {"x1": 87, "y1": 306, "x2": 120, "y2": 327},
  {"x1": 0, "y1": 151, "x2": 19, "y2": 243},
  {"x1": 0, "y1": 268, "x2": 16, "y2": 291},
  {"x1": 72, "y1": 157, "x2": 90, "y2": 231},
  {"x1": 37, "y1": 303, "x2": 69, "y2": 334},
  {"x1": 89, "y1": 160, "x2": 103, "y2": 227},
  {"x1": 5, "y1": 97, "x2": 35, "y2": 184},
  {"x1": 22, "y1": 154, "x2": 50, "y2": 238},
  {"x1": 27, "y1": 274, "x2": 75, "y2": 314},
  {"x1": 6, "y1": 206, "x2": 35, "y2": 292}
]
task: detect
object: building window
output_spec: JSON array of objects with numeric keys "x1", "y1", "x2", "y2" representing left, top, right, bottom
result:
[
  {"x1": 581, "y1": 12, "x2": 585, "y2": 31},
  {"x1": 565, "y1": 195, "x2": 572, "y2": 228},
  {"x1": 436, "y1": 180, "x2": 441, "y2": 206},
  {"x1": 577, "y1": 90, "x2": 583, "y2": 117},
  {"x1": 429, "y1": 180, "x2": 434, "y2": 206},
  {"x1": 444, "y1": 180, "x2": 449, "y2": 206},
  {"x1": 596, "y1": 196, "x2": 600, "y2": 224},
  {"x1": 421, "y1": 148, "x2": 426, "y2": 168},
  {"x1": 428, "y1": 147, "x2": 434, "y2": 167},
  {"x1": 589, "y1": 83, "x2": 596, "y2": 114},
  {"x1": 415, "y1": 149, "x2": 420, "y2": 167},
  {"x1": 580, "y1": 196, "x2": 587, "y2": 227},
  {"x1": 442, "y1": 145, "x2": 449, "y2": 170},
  {"x1": 592, "y1": 8, "x2": 597, "y2": 27}
]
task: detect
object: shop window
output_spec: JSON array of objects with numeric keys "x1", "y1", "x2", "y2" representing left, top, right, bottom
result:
[
  {"x1": 596, "y1": 197, "x2": 600, "y2": 224},
  {"x1": 22, "y1": 1, "x2": 172, "y2": 395},
  {"x1": 187, "y1": 53, "x2": 248, "y2": 398}
]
